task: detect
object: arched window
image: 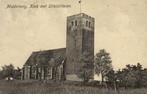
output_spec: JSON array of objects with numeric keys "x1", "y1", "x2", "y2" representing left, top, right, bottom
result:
[
  {"x1": 89, "y1": 22, "x2": 91, "y2": 27},
  {"x1": 71, "y1": 21, "x2": 74, "y2": 26},
  {"x1": 75, "y1": 20, "x2": 77, "y2": 26},
  {"x1": 86, "y1": 21, "x2": 88, "y2": 27}
]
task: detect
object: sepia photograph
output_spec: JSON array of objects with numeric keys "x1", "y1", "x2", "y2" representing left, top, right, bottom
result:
[{"x1": 0, "y1": 0, "x2": 147, "y2": 94}]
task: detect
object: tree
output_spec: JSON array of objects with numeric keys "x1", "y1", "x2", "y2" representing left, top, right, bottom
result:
[
  {"x1": 116, "y1": 63, "x2": 146, "y2": 88},
  {"x1": 13, "y1": 67, "x2": 21, "y2": 79},
  {"x1": 0, "y1": 64, "x2": 21, "y2": 80},
  {"x1": 1, "y1": 64, "x2": 15, "y2": 79},
  {"x1": 95, "y1": 49, "x2": 112, "y2": 82},
  {"x1": 78, "y1": 51, "x2": 94, "y2": 83},
  {"x1": 0, "y1": 69, "x2": 2, "y2": 80},
  {"x1": 106, "y1": 69, "x2": 117, "y2": 91},
  {"x1": 135, "y1": 63, "x2": 143, "y2": 88},
  {"x1": 116, "y1": 64, "x2": 138, "y2": 88},
  {"x1": 142, "y1": 68, "x2": 147, "y2": 87}
]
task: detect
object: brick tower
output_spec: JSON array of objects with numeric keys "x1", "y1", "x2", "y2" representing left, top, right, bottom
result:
[{"x1": 66, "y1": 13, "x2": 95, "y2": 80}]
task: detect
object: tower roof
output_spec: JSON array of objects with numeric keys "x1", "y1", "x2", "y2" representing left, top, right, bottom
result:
[{"x1": 67, "y1": 13, "x2": 94, "y2": 20}]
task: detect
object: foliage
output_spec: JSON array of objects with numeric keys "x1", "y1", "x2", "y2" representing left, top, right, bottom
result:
[
  {"x1": 1, "y1": 64, "x2": 15, "y2": 79},
  {"x1": 0, "y1": 64, "x2": 21, "y2": 80},
  {"x1": 106, "y1": 69, "x2": 116, "y2": 82},
  {"x1": 95, "y1": 49, "x2": 112, "y2": 82},
  {"x1": 13, "y1": 67, "x2": 22, "y2": 79},
  {"x1": 114, "y1": 63, "x2": 147, "y2": 88},
  {"x1": 78, "y1": 51, "x2": 94, "y2": 83},
  {"x1": 93, "y1": 49, "x2": 147, "y2": 89}
]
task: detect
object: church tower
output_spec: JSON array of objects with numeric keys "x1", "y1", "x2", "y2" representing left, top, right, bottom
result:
[{"x1": 66, "y1": 13, "x2": 95, "y2": 80}]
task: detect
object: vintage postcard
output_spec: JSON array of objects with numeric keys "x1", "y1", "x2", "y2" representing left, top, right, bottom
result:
[{"x1": 0, "y1": 0, "x2": 147, "y2": 94}]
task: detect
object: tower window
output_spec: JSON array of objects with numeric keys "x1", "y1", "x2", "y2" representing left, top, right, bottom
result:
[
  {"x1": 86, "y1": 21, "x2": 88, "y2": 27},
  {"x1": 75, "y1": 20, "x2": 77, "y2": 26},
  {"x1": 71, "y1": 21, "x2": 74, "y2": 26},
  {"x1": 89, "y1": 22, "x2": 91, "y2": 27}
]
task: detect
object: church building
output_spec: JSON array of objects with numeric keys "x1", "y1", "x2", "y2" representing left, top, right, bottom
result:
[{"x1": 21, "y1": 13, "x2": 95, "y2": 81}]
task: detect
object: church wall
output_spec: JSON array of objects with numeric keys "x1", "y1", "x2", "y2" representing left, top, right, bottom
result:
[{"x1": 23, "y1": 66, "x2": 31, "y2": 80}]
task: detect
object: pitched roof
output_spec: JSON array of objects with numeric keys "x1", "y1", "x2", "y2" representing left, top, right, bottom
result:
[{"x1": 24, "y1": 48, "x2": 66, "y2": 66}]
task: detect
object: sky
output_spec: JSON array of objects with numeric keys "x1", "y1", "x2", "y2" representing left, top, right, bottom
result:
[{"x1": 0, "y1": 0, "x2": 147, "y2": 70}]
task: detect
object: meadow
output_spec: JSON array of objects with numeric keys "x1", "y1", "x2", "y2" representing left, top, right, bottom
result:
[{"x1": 0, "y1": 80, "x2": 147, "y2": 94}]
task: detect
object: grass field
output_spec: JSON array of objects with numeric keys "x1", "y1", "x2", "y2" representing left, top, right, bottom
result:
[{"x1": 0, "y1": 80, "x2": 147, "y2": 94}]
